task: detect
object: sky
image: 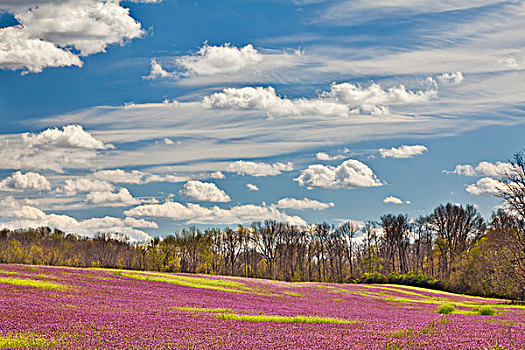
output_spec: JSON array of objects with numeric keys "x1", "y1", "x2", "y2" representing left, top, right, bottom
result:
[{"x1": 0, "y1": 0, "x2": 523, "y2": 242}]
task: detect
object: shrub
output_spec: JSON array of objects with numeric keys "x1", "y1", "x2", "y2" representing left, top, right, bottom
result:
[
  {"x1": 361, "y1": 272, "x2": 388, "y2": 284},
  {"x1": 386, "y1": 272, "x2": 442, "y2": 289},
  {"x1": 437, "y1": 304, "x2": 455, "y2": 314},
  {"x1": 472, "y1": 306, "x2": 496, "y2": 316}
]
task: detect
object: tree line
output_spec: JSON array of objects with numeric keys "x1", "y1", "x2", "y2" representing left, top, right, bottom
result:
[{"x1": 1, "y1": 151, "x2": 524, "y2": 300}]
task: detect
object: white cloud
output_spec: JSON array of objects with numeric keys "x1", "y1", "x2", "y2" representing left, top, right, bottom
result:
[
  {"x1": 383, "y1": 196, "x2": 404, "y2": 204},
  {"x1": 203, "y1": 81, "x2": 436, "y2": 118},
  {"x1": 176, "y1": 43, "x2": 263, "y2": 76},
  {"x1": 209, "y1": 171, "x2": 225, "y2": 179},
  {"x1": 203, "y1": 86, "x2": 349, "y2": 118},
  {"x1": 145, "y1": 43, "x2": 263, "y2": 80},
  {"x1": 124, "y1": 201, "x2": 306, "y2": 226},
  {"x1": 92, "y1": 169, "x2": 189, "y2": 184},
  {"x1": 294, "y1": 159, "x2": 383, "y2": 189},
  {"x1": 315, "y1": 152, "x2": 345, "y2": 161},
  {"x1": 0, "y1": 197, "x2": 151, "y2": 242},
  {"x1": 22, "y1": 125, "x2": 112, "y2": 150},
  {"x1": 0, "y1": 26, "x2": 83, "y2": 73},
  {"x1": 144, "y1": 58, "x2": 178, "y2": 80},
  {"x1": 436, "y1": 71, "x2": 464, "y2": 85},
  {"x1": 0, "y1": 171, "x2": 51, "y2": 191},
  {"x1": 316, "y1": 0, "x2": 509, "y2": 26},
  {"x1": 86, "y1": 188, "x2": 140, "y2": 206},
  {"x1": 59, "y1": 178, "x2": 114, "y2": 195},
  {"x1": 465, "y1": 177, "x2": 505, "y2": 196},
  {"x1": 179, "y1": 180, "x2": 231, "y2": 202},
  {"x1": 322, "y1": 82, "x2": 437, "y2": 115},
  {"x1": 0, "y1": 0, "x2": 149, "y2": 73},
  {"x1": 163, "y1": 138, "x2": 175, "y2": 145},
  {"x1": 246, "y1": 183, "x2": 259, "y2": 191},
  {"x1": 446, "y1": 161, "x2": 513, "y2": 177},
  {"x1": 274, "y1": 197, "x2": 334, "y2": 210},
  {"x1": 227, "y1": 160, "x2": 294, "y2": 177},
  {"x1": 379, "y1": 145, "x2": 428, "y2": 158},
  {"x1": 93, "y1": 169, "x2": 147, "y2": 184},
  {"x1": 123, "y1": 217, "x2": 158, "y2": 229}
]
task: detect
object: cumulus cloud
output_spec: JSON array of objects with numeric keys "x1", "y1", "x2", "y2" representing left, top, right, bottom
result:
[
  {"x1": 85, "y1": 188, "x2": 140, "y2": 206},
  {"x1": 446, "y1": 161, "x2": 513, "y2": 177},
  {"x1": 22, "y1": 125, "x2": 112, "y2": 150},
  {"x1": 0, "y1": 196, "x2": 151, "y2": 242},
  {"x1": 124, "y1": 201, "x2": 306, "y2": 226},
  {"x1": 274, "y1": 197, "x2": 334, "y2": 210},
  {"x1": 0, "y1": 0, "x2": 148, "y2": 73},
  {"x1": 379, "y1": 145, "x2": 428, "y2": 158},
  {"x1": 123, "y1": 217, "x2": 158, "y2": 229},
  {"x1": 246, "y1": 183, "x2": 259, "y2": 191},
  {"x1": 0, "y1": 171, "x2": 51, "y2": 191},
  {"x1": 176, "y1": 43, "x2": 263, "y2": 76},
  {"x1": 59, "y1": 178, "x2": 114, "y2": 195},
  {"x1": 0, "y1": 26, "x2": 83, "y2": 73},
  {"x1": 179, "y1": 180, "x2": 231, "y2": 202},
  {"x1": 203, "y1": 81, "x2": 436, "y2": 118},
  {"x1": 203, "y1": 86, "x2": 349, "y2": 118},
  {"x1": 436, "y1": 71, "x2": 464, "y2": 85},
  {"x1": 382, "y1": 196, "x2": 410, "y2": 204},
  {"x1": 322, "y1": 82, "x2": 437, "y2": 115},
  {"x1": 294, "y1": 159, "x2": 383, "y2": 189},
  {"x1": 465, "y1": 177, "x2": 505, "y2": 196},
  {"x1": 145, "y1": 43, "x2": 263, "y2": 80},
  {"x1": 227, "y1": 160, "x2": 294, "y2": 177},
  {"x1": 143, "y1": 58, "x2": 178, "y2": 80},
  {"x1": 316, "y1": 152, "x2": 345, "y2": 161}
]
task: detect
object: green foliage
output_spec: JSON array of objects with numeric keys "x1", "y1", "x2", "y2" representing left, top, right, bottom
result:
[
  {"x1": 437, "y1": 304, "x2": 455, "y2": 314},
  {"x1": 361, "y1": 272, "x2": 389, "y2": 284},
  {"x1": 390, "y1": 326, "x2": 430, "y2": 339},
  {"x1": 387, "y1": 272, "x2": 442, "y2": 289},
  {"x1": 472, "y1": 305, "x2": 496, "y2": 316},
  {"x1": 390, "y1": 328, "x2": 412, "y2": 338},
  {"x1": 0, "y1": 334, "x2": 49, "y2": 349},
  {"x1": 215, "y1": 313, "x2": 358, "y2": 324},
  {"x1": 0, "y1": 277, "x2": 67, "y2": 291}
]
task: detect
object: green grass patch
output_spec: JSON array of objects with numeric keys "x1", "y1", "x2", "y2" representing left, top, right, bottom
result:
[
  {"x1": 472, "y1": 306, "x2": 496, "y2": 316},
  {"x1": 115, "y1": 271, "x2": 247, "y2": 294},
  {"x1": 282, "y1": 291, "x2": 302, "y2": 297},
  {"x1": 391, "y1": 326, "x2": 430, "y2": 339},
  {"x1": 0, "y1": 277, "x2": 67, "y2": 291},
  {"x1": 0, "y1": 334, "x2": 50, "y2": 349},
  {"x1": 216, "y1": 313, "x2": 358, "y2": 324},
  {"x1": 437, "y1": 304, "x2": 455, "y2": 314},
  {"x1": 0, "y1": 269, "x2": 18, "y2": 276}
]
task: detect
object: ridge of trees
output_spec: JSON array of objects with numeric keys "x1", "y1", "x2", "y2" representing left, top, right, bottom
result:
[{"x1": 0, "y1": 151, "x2": 524, "y2": 300}]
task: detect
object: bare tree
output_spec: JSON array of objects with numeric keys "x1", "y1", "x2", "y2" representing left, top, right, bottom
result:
[
  {"x1": 337, "y1": 221, "x2": 359, "y2": 277},
  {"x1": 428, "y1": 203, "x2": 485, "y2": 277}
]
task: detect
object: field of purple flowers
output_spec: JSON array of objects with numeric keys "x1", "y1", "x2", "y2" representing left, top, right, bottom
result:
[{"x1": 1, "y1": 264, "x2": 524, "y2": 349}]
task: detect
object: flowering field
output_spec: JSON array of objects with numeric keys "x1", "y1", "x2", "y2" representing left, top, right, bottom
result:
[{"x1": 0, "y1": 265, "x2": 524, "y2": 349}]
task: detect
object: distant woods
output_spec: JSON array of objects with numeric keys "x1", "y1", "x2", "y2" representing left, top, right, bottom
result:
[{"x1": 1, "y1": 151, "x2": 524, "y2": 300}]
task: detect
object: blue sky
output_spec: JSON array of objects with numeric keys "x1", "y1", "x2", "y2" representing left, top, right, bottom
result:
[{"x1": 0, "y1": 0, "x2": 523, "y2": 241}]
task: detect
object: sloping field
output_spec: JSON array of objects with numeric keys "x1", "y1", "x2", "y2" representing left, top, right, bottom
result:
[{"x1": 0, "y1": 265, "x2": 524, "y2": 349}]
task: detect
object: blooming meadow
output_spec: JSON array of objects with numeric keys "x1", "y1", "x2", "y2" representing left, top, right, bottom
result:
[{"x1": 0, "y1": 264, "x2": 524, "y2": 349}]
